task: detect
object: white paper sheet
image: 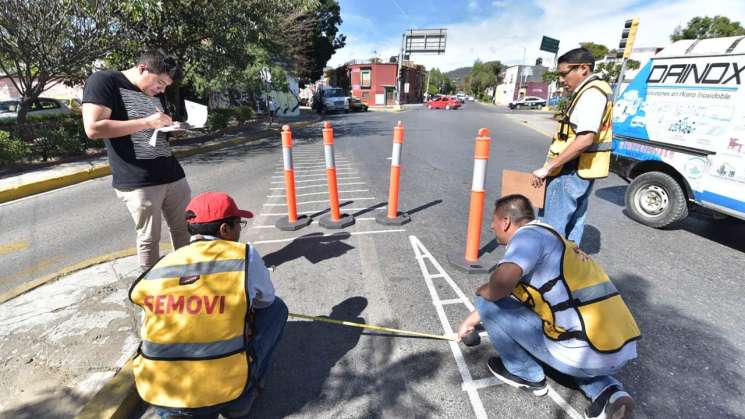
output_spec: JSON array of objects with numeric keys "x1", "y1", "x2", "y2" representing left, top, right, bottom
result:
[{"x1": 149, "y1": 100, "x2": 209, "y2": 146}]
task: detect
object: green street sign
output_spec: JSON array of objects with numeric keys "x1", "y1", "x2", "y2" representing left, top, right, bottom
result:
[{"x1": 540, "y1": 36, "x2": 560, "y2": 53}]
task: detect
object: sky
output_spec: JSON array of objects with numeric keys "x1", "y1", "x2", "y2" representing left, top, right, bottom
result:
[{"x1": 328, "y1": 0, "x2": 745, "y2": 71}]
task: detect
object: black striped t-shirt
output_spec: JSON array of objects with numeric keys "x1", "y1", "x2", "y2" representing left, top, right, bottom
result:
[{"x1": 82, "y1": 70, "x2": 185, "y2": 189}]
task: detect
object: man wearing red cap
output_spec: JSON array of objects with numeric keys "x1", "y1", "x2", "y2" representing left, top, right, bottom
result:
[{"x1": 129, "y1": 191, "x2": 287, "y2": 418}]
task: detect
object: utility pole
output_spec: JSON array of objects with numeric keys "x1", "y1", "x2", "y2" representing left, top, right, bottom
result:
[{"x1": 613, "y1": 18, "x2": 639, "y2": 99}]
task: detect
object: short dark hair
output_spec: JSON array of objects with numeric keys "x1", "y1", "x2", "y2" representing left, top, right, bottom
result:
[
  {"x1": 137, "y1": 49, "x2": 182, "y2": 82},
  {"x1": 494, "y1": 194, "x2": 535, "y2": 224},
  {"x1": 186, "y1": 214, "x2": 239, "y2": 236},
  {"x1": 558, "y1": 48, "x2": 596, "y2": 71}
]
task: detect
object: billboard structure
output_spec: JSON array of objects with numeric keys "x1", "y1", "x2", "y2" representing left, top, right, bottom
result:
[{"x1": 396, "y1": 29, "x2": 447, "y2": 106}]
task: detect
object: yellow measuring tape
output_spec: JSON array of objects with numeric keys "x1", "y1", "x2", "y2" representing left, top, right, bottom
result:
[{"x1": 288, "y1": 312, "x2": 457, "y2": 342}]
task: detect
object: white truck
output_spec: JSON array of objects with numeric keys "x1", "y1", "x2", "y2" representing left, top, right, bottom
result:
[
  {"x1": 312, "y1": 87, "x2": 349, "y2": 114},
  {"x1": 612, "y1": 36, "x2": 745, "y2": 227}
]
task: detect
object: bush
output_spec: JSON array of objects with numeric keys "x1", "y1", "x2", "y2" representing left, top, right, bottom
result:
[
  {"x1": 234, "y1": 106, "x2": 254, "y2": 124},
  {"x1": 207, "y1": 108, "x2": 234, "y2": 130},
  {"x1": 0, "y1": 130, "x2": 30, "y2": 165}
]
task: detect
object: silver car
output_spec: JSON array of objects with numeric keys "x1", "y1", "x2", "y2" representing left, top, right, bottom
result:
[{"x1": 0, "y1": 97, "x2": 72, "y2": 120}]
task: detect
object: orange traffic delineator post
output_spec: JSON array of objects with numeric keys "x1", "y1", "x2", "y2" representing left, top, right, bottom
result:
[
  {"x1": 448, "y1": 128, "x2": 498, "y2": 274},
  {"x1": 275, "y1": 125, "x2": 311, "y2": 231},
  {"x1": 318, "y1": 121, "x2": 355, "y2": 229},
  {"x1": 376, "y1": 121, "x2": 411, "y2": 226}
]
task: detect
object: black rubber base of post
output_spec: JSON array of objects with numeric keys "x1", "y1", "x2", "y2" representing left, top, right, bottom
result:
[
  {"x1": 275, "y1": 215, "x2": 311, "y2": 231},
  {"x1": 375, "y1": 211, "x2": 411, "y2": 226},
  {"x1": 461, "y1": 329, "x2": 482, "y2": 347},
  {"x1": 319, "y1": 213, "x2": 355, "y2": 229},
  {"x1": 447, "y1": 252, "x2": 499, "y2": 274}
]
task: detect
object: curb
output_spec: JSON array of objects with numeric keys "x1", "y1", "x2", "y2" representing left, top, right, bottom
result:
[
  {"x1": 74, "y1": 359, "x2": 141, "y2": 419},
  {"x1": 0, "y1": 118, "x2": 320, "y2": 204},
  {"x1": 0, "y1": 243, "x2": 172, "y2": 304}
]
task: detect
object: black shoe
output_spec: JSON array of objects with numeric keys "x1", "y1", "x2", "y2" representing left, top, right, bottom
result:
[
  {"x1": 584, "y1": 385, "x2": 635, "y2": 419},
  {"x1": 487, "y1": 357, "x2": 548, "y2": 396}
]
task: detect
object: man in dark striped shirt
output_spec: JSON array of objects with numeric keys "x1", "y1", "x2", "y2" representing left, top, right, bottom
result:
[{"x1": 82, "y1": 50, "x2": 191, "y2": 272}]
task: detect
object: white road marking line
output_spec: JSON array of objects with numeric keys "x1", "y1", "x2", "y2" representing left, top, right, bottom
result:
[
  {"x1": 438, "y1": 298, "x2": 466, "y2": 306},
  {"x1": 253, "y1": 229, "x2": 405, "y2": 245},
  {"x1": 271, "y1": 171, "x2": 357, "y2": 179},
  {"x1": 461, "y1": 377, "x2": 503, "y2": 392},
  {"x1": 271, "y1": 176, "x2": 361, "y2": 184},
  {"x1": 274, "y1": 159, "x2": 352, "y2": 169},
  {"x1": 269, "y1": 182, "x2": 365, "y2": 190},
  {"x1": 548, "y1": 387, "x2": 583, "y2": 419},
  {"x1": 409, "y1": 235, "x2": 488, "y2": 419},
  {"x1": 410, "y1": 235, "x2": 584, "y2": 419},
  {"x1": 274, "y1": 167, "x2": 355, "y2": 175},
  {"x1": 259, "y1": 207, "x2": 384, "y2": 216},
  {"x1": 262, "y1": 197, "x2": 376, "y2": 206},
  {"x1": 251, "y1": 216, "x2": 376, "y2": 229},
  {"x1": 267, "y1": 189, "x2": 368, "y2": 198}
]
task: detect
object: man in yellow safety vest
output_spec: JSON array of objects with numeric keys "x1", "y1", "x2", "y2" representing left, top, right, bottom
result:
[
  {"x1": 531, "y1": 47, "x2": 613, "y2": 246},
  {"x1": 459, "y1": 194, "x2": 639, "y2": 419},
  {"x1": 130, "y1": 191, "x2": 287, "y2": 418}
]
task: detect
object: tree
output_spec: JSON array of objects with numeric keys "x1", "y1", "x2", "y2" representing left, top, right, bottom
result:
[
  {"x1": 595, "y1": 59, "x2": 640, "y2": 81},
  {"x1": 0, "y1": 0, "x2": 122, "y2": 124},
  {"x1": 671, "y1": 16, "x2": 745, "y2": 41},
  {"x1": 426, "y1": 68, "x2": 454, "y2": 94},
  {"x1": 111, "y1": 0, "x2": 344, "y2": 113},
  {"x1": 579, "y1": 42, "x2": 610, "y2": 60},
  {"x1": 465, "y1": 60, "x2": 503, "y2": 100}
]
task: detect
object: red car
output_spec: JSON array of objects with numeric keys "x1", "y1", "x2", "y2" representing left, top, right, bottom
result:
[{"x1": 427, "y1": 96, "x2": 461, "y2": 110}]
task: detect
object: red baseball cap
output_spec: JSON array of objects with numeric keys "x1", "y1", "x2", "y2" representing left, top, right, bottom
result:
[{"x1": 185, "y1": 192, "x2": 253, "y2": 224}]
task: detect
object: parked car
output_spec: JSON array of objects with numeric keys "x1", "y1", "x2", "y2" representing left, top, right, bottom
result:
[
  {"x1": 467, "y1": 96, "x2": 475, "y2": 101},
  {"x1": 348, "y1": 97, "x2": 368, "y2": 112},
  {"x1": 508, "y1": 96, "x2": 546, "y2": 110},
  {"x1": 455, "y1": 93, "x2": 467, "y2": 103},
  {"x1": 427, "y1": 96, "x2": 461, "y2": 110},
  {"x1": 0, "y1": 97, "x2": 73, "y2": 120}
]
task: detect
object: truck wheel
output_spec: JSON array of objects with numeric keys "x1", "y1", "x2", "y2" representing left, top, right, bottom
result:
[{"x1": 625, "y1": 171, "x2": 688, "y2": 228}]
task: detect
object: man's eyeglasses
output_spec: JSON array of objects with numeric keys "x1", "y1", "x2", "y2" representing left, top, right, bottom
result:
[
  {"x1": 235, "y1": 220, "x2": 247, "y2": 228},
  {"x1": 557, "y1": 64, "x2": 589, "y2": 78}
]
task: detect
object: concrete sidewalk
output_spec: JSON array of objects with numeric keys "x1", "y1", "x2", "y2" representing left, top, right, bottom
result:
[
  {"x1": 0, "y1": 114, "x2": 321, "y2": 204},
  {"x1": 0, "y1": 255, "x2": 142, "y2": 418},
  {"x1": 501, "y1": 110, "x2": 559, "y2": 138}
]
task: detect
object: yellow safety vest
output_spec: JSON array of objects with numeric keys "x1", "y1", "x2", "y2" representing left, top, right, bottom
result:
[
  {"x1": 510, "y1": 223, "x2": 640, "y2": 353},
  {"x1": 546, "y1": 76, "x2": 613, "y2": 179},
  {"x1": 129, "y1": 240, "x2": 251, "y2": 409}
]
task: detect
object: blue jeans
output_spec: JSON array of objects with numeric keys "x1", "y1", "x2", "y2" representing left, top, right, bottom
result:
[
  {"x1": 475, "y1": 296, "x2": 622, "y2": 401},
  {"x1": 156, "y1": 298, "x2": 289, "y2": 418},
  {"x1": 542, "y1": 171, "x2": 594, "y2": 244}
]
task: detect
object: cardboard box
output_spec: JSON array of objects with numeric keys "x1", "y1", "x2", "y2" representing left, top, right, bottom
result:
[{"x1": 501, "y1": 170, "x2": 545, "y2": 208}]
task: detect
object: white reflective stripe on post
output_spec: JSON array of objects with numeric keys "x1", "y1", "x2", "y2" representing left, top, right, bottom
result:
[
  {"x1": 283, "y1": 148, "x2": 294, "y2": 171},
  {"x1": 324, "y1": 144, "x2": 335, "y2": 168},
  {"x1": 391, "y1": 143, "x2": 402, "y2": 167},
  {"x1": 471, "y1": 159, "x2": 488, "y2": 191}
]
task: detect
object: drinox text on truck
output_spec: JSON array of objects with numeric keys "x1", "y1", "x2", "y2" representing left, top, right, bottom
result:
[{"x1": 611, "y1": 36, "x2": 745, "y2": 228}]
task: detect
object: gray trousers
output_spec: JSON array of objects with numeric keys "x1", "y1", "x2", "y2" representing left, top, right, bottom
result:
[{"x1": 115, "y1": 177, "x2": 191, "y2": 268}]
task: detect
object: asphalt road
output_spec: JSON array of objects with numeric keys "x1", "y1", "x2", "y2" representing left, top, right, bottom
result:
[{"x1": 2, "y1": 102, "x2": 745, "y2": 418}]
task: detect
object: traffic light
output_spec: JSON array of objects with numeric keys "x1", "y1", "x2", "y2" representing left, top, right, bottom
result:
[{"x1": 617, "y1": 18, "x2": 639, "y2": 59}]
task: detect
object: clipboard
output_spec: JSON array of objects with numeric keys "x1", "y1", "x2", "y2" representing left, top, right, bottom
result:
[{"x1": 501, "y1": 169, "x2": 545, "y2": 209}]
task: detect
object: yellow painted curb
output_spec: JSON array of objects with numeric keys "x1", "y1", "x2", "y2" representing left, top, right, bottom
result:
[
  {"x1": 0, "y1": 119, "x2": 320, "y2": 205},
  {"x1": 0, "y1": 243, "x2": 171, "y2": 304},
  {"x1": 0, "y1": 164, "x2": 111, "y2": 204},
  {"x1": 75, "y1": 359, "x2": 142, "y2": 419}
]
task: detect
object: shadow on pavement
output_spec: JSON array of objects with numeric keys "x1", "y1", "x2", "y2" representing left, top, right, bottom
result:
[
  {"x1": 0, "y1": 388, "x2": 84, "y2": 419},
  {"x1": 404, "y1": 199, "x2": 443, "y2": 216},
  {"x1": 251, "y1": 296, "x2": 446, "y2": 417},
  {"x1": 595, "y1": 185, "x2": 745, "y2": 253},
  {"x1": 594, "y1": 185, "x2": 626, "y2": 207},
  {"x1": 580, "y1": 225, "x2": 602, "y2": 255},
  {"x1": 262, "y1": 232, "x2": 354, "y2": 267},
  {"x1": 612, "y1": 274, "x2": 744, "y2": 418}
]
